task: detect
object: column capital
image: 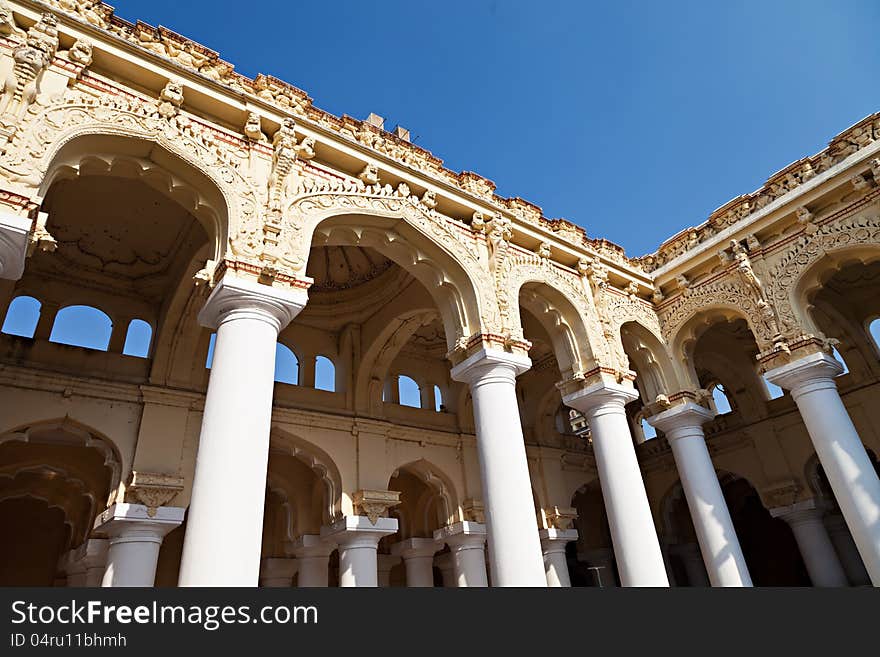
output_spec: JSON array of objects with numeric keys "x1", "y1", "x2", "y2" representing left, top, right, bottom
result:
[
  {"x1": 764, "y1": 352, "x2": 842, "y2": 397},
  {"x1": 93, "y1": 503, "x2": 184, "y2": 542},
  {"x1": 646, "y1": 402, "x2": 715, "y2": 439},
  {"x1": 434, "y1": 521, "x2": 487, "y2": 551},
  {"x1": 770, "y1": 499, "x2": 824, "y2": 526},
  {"x1": 288, "y1": 534, "x2": 335, "y2": 559},
  {"x1": 0, "y1": 212, "x2": 31, "y2": 280},
  {"x1": 539, "y1": 528, "x2": 578, "y2": 552},
  {"x1": 198, "y1": 272, "x2": 308, "y2": 332},
  {"x1": 390, "y1": 537, "x2": 440, "y2": 559},
  {"x1": 449, "y1": 347, "x2": 531, "y2": 386},
  {"x1": 320, "y1": 515, "x2": 398, "y2": 547},
  {"x1": 562, "y1": 380, "x2": 638, "y2": 417}
]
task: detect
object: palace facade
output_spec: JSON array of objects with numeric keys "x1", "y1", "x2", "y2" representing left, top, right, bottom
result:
[{"x1": 0, "y1": 0, "x2": 878, "y2": 588}]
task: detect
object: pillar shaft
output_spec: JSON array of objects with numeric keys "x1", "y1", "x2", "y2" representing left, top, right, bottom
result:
[
  {"x1": 435, "y1": 521, "x2": 488, "y2": 587},
  {"x1": 450, "y1": 349, "x2": 546, "y2": 587},
  {"x1": 179, "y1": 275, "x2": 306, "y2": 586},
  {"x1": 772, "y1": 501, "x2": 848, "y2": 587},
  {"x1": 322, "y1": 516, "x2": 398, "y2": 587},
  {"x1": 825, "y1": 514, "x2": 871, "y2": 586},
  {"x1": 291, "y1": 535, "x2": 334, "y2": 587},
  {"x1": 564, "y1": 382, "x2": 668, "y2": 586},
  {"x1": 766, "y1": 353, "x2": 880, "y2": 585},
  {"x1": 649, "y1": 403, "x2": 752, "y2": 587},
  {"x1": 391, "y1": 538, "x2": 438, "y2": 587},
  {"x1": 540, "y1": 528, "x2": 577, "y2": 587},
  {"x1": 96, "y1": 504, "x2": 183, "y2": 587}
]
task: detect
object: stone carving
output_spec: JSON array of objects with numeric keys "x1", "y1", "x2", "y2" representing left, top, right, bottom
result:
[
  {"x1": 66, "y1": 39, "x2": 93, "y2": 67},
  {"x1": 268, "y1": 118, "x2": 298, "y2": 210},
  {"x1": 851, "y1": 173, "x2": 870, "y2": 191},
  {"x1": 420, "y1": 189, "x2": 437, "y2": 209},
  {"x1": 0, "y1": 1, "x2": 24, "y2": 39},
  {"x1": 353, "y1": 489, "x2": 400, "y2": 525},
  {"x1": 0, "y1": 13, "x2": 58, "y2": 130},
  {"x1": 243, "y1": 111, "x2": 265, "y2": 142},
  {"x1": 124, "y1": 471, "x2": 184, "y2": 517},
  {"x1": 157, "y1": 79, "x2": 184, "y2": 119},
  {"x1": 537, "y1": 241, "x2": 552, "y2": 259},
  {"x1": 796, "y1": 206, "x2": 817, "y2": 234},
  {"x1": 545, "y1": 506, "x2": 578, "y2": 530},
  {"x1": 295, "y1": 136, "x2": 316, "y2": 160},
  {"x1": 358, "y1": 163, "x2": 379, "y2": 185}
]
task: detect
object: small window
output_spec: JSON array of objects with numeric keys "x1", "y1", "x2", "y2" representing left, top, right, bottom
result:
[
  {"x1": 869, "y1": 318, "x2": 880, "y2": 353},
  {"x1": 711, "y1": 383, "x2": 732, "y2": 415},
  {"x1": 831, "y1": 346, "x2": 848, "y2": 376},
  {"x1": 1, "y1": 296, "x2": 40, "y2": 338},
  {"x1": 122, "y1": 319, "x2": 152, "y2": 358},
  {"x1": 434, "y1": 385, "x2": 444, "y2": 412},
  {"x1": 641, "y1": 418, "x2": 657, "y2": 440},
  {"x1": 275, "y1": 344, "x2": 299, "y2": 384},
  {"x1": 315, "y1": 355, "x2": 335, "y2": 392},
  {"x1": 398, "y1": 375, "x2": 421, "y2": 408},
  {"x1": 205, "y1": 333, "x2": 216, "y2": 368},
  {"x1": 763, "y1": 376, "x2": 785, "y2": 400},
  {"x1": 49, "y1": 305, "x2": 112, "y2": 351}
]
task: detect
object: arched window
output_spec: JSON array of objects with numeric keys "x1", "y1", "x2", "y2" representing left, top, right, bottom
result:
[
  {"x1": 869, "y1": 318, "x2": 880, "y2": 354},
  {"x1": 315, "y1": 355, "x2": 335, "y2": 392},
  {"x1": 1, "y1": 296, "x2": 40, "y2": 338},
  {"x1": 49, "y1": 305, "x2": 112, "y2": 351},
  {"x1": 763, "y1": 376, "x2": 785, "y2": 400},
  {"x1": 398, "y1": 375, "x2": 421, "y2": 408},
  {"x1": 831, "y1": 346, "x2": 848, "y2": 376},
  {"x1": 710, "y1": 383, "x2": 733, "y2": 415},
  {"x1": 205, "y1": 333, "x2": 217, "y2": 368},
  {"x1": 434, "y1": 385, "x2": 444, "y2": 412},
  {"x1": 275, "y1": 344, "x2": 299, "y2": 384},
  {"x1": 122, "y1": 319, "x2": 152, "y2": 358}
]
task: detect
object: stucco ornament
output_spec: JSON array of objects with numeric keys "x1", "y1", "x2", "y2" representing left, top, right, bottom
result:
[{"x1": 0, "y1": 13, "x2": 58, "y2": 132}]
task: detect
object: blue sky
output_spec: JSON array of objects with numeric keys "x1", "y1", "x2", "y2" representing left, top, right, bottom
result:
[{"x1": 107, "y1": 0, "x2": 880, "y2": 256}]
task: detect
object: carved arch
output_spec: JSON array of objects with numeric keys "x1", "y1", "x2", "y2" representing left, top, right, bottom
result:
[
  {"x1": 268, "y1": 428, "x2": 344, "y2": 525},
  {"x1": 505, "y1": 260, "x2": 600, "y2": 376},
  {"x1": 388, "y1": 458, "x2": 460, "y2": 528},
  {"x1": 0, "y1": 92, "x2": 260, "y2": 262},
  {"x1": 766, "y1": 215, "x2": 880, "y2": 337}
]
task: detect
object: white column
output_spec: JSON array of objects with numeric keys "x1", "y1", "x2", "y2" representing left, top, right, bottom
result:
[
  {"x1": 563, "y1": 381, "x2": 668, "y2": 586},
  {"x1": 321, "y1": 516, "x2": 398, "y2": 587},
  {"x1": 648, "y1": 403, "x2": 752, "y2": 587},
  {"x1": 825, "y1": 514, "x2": 871, "y2": 586},
  {"x1": 259, "y1": 558, "x2": 298, "y2": 587},
  {"x1": 60, "y1": 539, "x2": 108, "y2": 587},
  {"x1": 95, "y1": 504, "x2": 184, "y2": 587},
  {"x1": 391, "y1": 538, "x2": 438, "y2": 587},
  {"x1": 0, "y1": 212, "x2": 30, "y2": 281},
  {"x1": 540, "y1": 528, "x2": 577, "y2": 587},
  {"x1": 771, "y1": 500, "x2": 848, "y2": 587},
  {"x1": 766, "y1": 352, "x2": 880, "y2": 585},
  {"x1": 377, "y1": 555, "x2": 400, "y2": 587},
  {"x1": 450, "y1": 348, "x2": 546, "y2": 586},
  {"x1": 435, "y1": 521, "x2": 489, "y2": 587},
  {"x1": 291, "y1": 535, "x2": 333, "y2": 588},
  {"x1": 179, "y1": 274, "x2": 307, "y2": 586}
]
